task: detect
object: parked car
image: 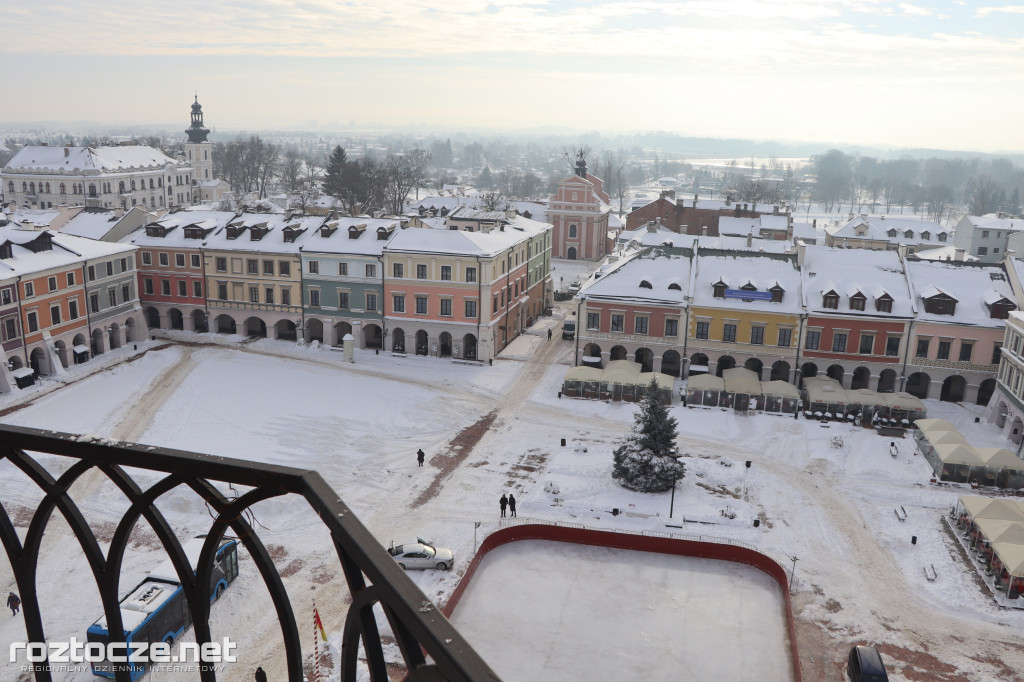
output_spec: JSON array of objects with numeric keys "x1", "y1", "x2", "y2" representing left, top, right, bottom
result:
[
  {"x1": 387, "y1": 541, "x2": 455, "y2": 570},
  {"x1": 561, "y1": 320, "x2": 576, "y2": 340},
  {"x1": 568, "y1": 280, "x2": 582, "y2": 295},
  {"x1": 847, "y1": 645, "x2": 889, "y2": 682}
]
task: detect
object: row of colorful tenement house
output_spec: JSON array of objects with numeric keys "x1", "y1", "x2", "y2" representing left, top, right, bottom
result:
[
  {"x1": 571, "y1": 236, "x2": 1024, "y2": 445},
  {"x1": 0, "y1": 206, "x2": 553, "y2": 392}
]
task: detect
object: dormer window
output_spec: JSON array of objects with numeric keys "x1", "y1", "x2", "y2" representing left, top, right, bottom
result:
[
  {"x1": 639, "y1": 280, "x2": 652, "y2": 289},
  {"x1": 875, "y1": 294, "x2": 893, "y2": 313},
  {"x1": 320, "y1": 223, "x2": 337, "y2": 237},
  {"x1": 988, "y1": 298, "x2": 1015, "y2": 320},
  {"x1": 904, "y1": 230, "x2": 914, "y2": 239},
  {"x1": 921, "y1": 231, "x2": 930, "y2": 240},
  {"x1": 249, "y1": 227, "x2": 267, "y2": 241},
  {"x1": 348, "y1": 224, "x2": 366, "y2": 239},
  {"x1": 924, "y1": 294, "x2": 957, "y2": 316},
  {"x1": 713, "y1": 281, "x2": 727, "y2": 298},
  {"x1": 822, "y1": 290, "x2": 839, "y2": 309},
  {"x1": 887, "y1": 229, "x2": 897, "y2": 238},
  {"x1": 849, "y1": 292, "x2": 866, "y2": 311},
  {"x1": 377, "y1": 225, "x2": 393, "y2": 241},
  {"x1": 938, "y1": 233, "x2": 947, "y2": 242},
  {"x1": 283, "y1": 226, "x2": 305, "y2": 243},
  {"x1": 770, "y1": 285, "x2": 784, "y2": 303},
  {"x1": 668, "y1": 283, "x2": 682, "y2": 291}
]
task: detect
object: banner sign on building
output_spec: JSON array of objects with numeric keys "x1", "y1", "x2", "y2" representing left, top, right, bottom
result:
[{"x1": 724, "y1": 289, "x2": 772, "y2": 301}]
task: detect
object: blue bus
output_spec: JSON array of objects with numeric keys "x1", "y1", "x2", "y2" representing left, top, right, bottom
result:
[{"x1": 87, "y1": 534, "x2": 239, "y2": 680}]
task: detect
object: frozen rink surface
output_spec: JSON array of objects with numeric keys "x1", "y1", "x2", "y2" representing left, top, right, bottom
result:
[{"x1": 449, "y1": 539, "x2": 794, "y2": 682}]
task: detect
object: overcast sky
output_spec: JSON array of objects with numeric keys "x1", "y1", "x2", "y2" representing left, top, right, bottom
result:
[{"x1": 3, "y1": 0, "x2": 1023, "y2": 152}]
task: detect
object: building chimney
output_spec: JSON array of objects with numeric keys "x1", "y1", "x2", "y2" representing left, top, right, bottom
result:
[
  {"x1": 64, "y1": 147, "x2": 70, "y2": 158},
  {"x1": 773, "y1": 205, "x2": 779, "y2": 215},
  {"x1": 813, "y1": 219, "x2": 817, "y2": 229},
  {"x1": 746, "y1": 231, "x2": 753, "y2": 248}
]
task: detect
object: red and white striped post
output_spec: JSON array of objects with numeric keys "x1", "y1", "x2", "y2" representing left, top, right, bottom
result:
[{"x1": 312, "y1": 603, "x2": 322, "y2": 682}]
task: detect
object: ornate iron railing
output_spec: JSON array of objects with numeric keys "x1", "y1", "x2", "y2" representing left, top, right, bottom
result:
[{"x1": 0, "y1": 424, "x2": 500, "y2": 682}]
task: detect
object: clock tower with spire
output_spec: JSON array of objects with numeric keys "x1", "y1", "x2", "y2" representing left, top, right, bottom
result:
[{"x1": 184, "y1": 95, "x2": 213, "y2": 193}]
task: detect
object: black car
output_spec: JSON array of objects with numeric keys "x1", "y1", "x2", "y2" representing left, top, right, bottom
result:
[{"x1": 847, "y1": 645, "x2": 889, "y2": 682}]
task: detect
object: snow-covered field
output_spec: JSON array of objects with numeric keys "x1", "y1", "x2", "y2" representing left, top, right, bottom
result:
[{"x1": 1, "y1": 333, "x2": 1023, "y2": 681}]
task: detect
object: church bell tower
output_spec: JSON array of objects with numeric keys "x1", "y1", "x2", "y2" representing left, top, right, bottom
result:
[{"x1": 185, "y1": 95, "x2": 213, "y2": 187}]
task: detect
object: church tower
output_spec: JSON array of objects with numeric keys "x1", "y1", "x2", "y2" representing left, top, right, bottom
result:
[{"x1": 185, "y1": 95, "x2": 213, "y2": 188}]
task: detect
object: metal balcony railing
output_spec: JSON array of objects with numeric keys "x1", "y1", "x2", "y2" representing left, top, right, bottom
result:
[{"x1": 0, "y1": 424, "x2": 499, "y2": 682}]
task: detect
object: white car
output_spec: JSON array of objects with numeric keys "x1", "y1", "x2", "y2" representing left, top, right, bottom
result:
[{"x1": 387, "y1": 541, "x2": 455, "y2": 570}]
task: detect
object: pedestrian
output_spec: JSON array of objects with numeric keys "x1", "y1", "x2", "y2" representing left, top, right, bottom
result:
[
  {"x1": 7, "y1": 591, "x2": 20, "y2": 616},
  {"x1": 499, "y1": 494, "x2": 508, "y2": 517},
  {"x1": 417, "y1": 448, "x2": 425, "y2": 467},
  {"x1": 508, "y1": 494, "x2": 517, "y2": 517},
  {"x1": 547, "y1": 328, "x2": 552, "y2": 340},
  {"x1": 254, "y1": 666, "x2": 267, "y2": 682}
]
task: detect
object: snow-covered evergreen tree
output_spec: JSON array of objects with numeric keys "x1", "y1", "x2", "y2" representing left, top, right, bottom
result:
[{"x1": 612, "y1": 378, "x2": 685, "y2": 492}]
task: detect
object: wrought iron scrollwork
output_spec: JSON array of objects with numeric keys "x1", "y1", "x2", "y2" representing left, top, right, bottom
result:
[{"x1": 0, "y1": 424, "x2": 500, "y2": 682}]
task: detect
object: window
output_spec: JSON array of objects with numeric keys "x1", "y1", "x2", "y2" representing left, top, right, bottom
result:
[
  {"x1": 393, "y1": 295, "x2": 405, "y2": 313},
  {"x1": 310, "y1": 289, "x2": 321, "y2": 307},
  {"x1": 193, "y1": 281, "x2": 202, "y2": 298},
  {"x1": 982, "y1": 230, "x2": 990, "y2": 239},
  {"x1": 393, "y1": 263, "x2": 403, "y2": 278},
  {"x1": 635, "y1": 317, "x2": 648, "y2": 334},
  {"x1": 885, "y1": 336, "x2": 900, "y2": 356},
  {"x1": 142, "y1": 252, "x2": 152, "y2": 266},
  {"x1": 27, "y1": 311, "x2": 38, "y2": 333},
  {"x1": 587, "y1": 312, "x2": 600, "y2": 330},
  {"x1": 696, "y1": 321, "x2": 710, "y2": 340},
  {"x1": 850, "y1": 295, "x2": 865, "y2": 311},
  {"x1": 665, "y1": 319, "x2": 678, "y2": 337},
  {"x1": 493, "y1": 296, "x2": 499, "y2": 313},
  {"x1": 916, "y1": 338, "x2": 929, "y2": 357},
  {"x1": 876, "y1": 297, "x2": 893, "y2": 313},
  {"x1": 217, "y1": 283, "x2": 228, "y2": 300},
  {"x1": 822, "y1": 292, "x2": 839, "y2": 309},
  {"x1": 144, "y1": 278, "x2": 153, "y2": 295},
  {"x1": 216, "y1": 257, "x2": 227, "y2": 272},
  {"x1": 611, "y1": 314, "x2": 624, "y2": 332},
  {"x1": 713, "y1": 283, "x2": 726, "y2": 299},
  {"x1": 723, "y1": 324, "x2": 737, "y2": 343},
  {"x1": 416, "y1": 296, "x2": 428, "y2": 314},
  {"x1": 191, "y1": 254, "x2": 201, "y2": 268},
  {"x1": 46, "y1": 276, "x2": 57, "y2": 292},
  {"x1": 281, "y1": 289, "x2": 290, "y2": 305},
  {"x1": 366, "y1": 293, "x2": 377, "y2": 311},
  {"x1": 158, "y1": 253, "x2": 169, "y2": 267},
  {"x1": 279, "y1": 261, "x2": 291, "y2": 276},
  {"x1": 750, "y1": 326, "x2": 764, "y2": 345},
  {"x1": 770, "y1": 287, "x2": 784, "y2": 303},
  {"x1": 0, "y1": 290, "x2": 8, "y2": 306},
  {"x1": 107, "y1": 289, "x2": 116, "y2": 307},
  {"x1": 3, "y1": 318, "x2": 15, "y2": 340},
  {"x1": 937, "y1": 340, "x2": 951, "y2": 360},
  {"x1": 249, "y1": 286, "x2": 259, "y2": 303},
  {"x1": 173, "y1": 253, "x2": 184, "y2": 268},
  {"x1": 466, "y1": 267, "x2": 477, "y2": 283},
  {"x1": 265, "y1": 288, "x2": 274, "y2": 304},
  {"x1": 365, "y1": 264, "x2": 376, "y2": 278},
  {"x1": 160, "y1": 280, "x2": 170, "y2": 296},
  {"x1": 568, "y1": 224, "x2": 578, "y2": 238},
  {"x1": 50, "y1": 305, "x2": 61, "y2": 325},
  {"x1": 417, "y1": 264, "x2": 428, "y2": 279},
  {"x1": 338, "y1": 291, "x2": 349, "y2": 308},
  {"x1": 978, "y1": 247, "x2": 988, "y2": 256},
  {"x1": 993, "y1": 344, "x2": 1002, "y2": 365},
  {"x1": 832, "y1": 333, "x2": 847, "y2": 352},
  {"x1": 441, "y1": 266, "x2": 452, "y2": 281},
  {"x1": 119, "y1": 284, "x2": 129, "y2": 303},
  {"x1": 805, "y1": 330, "x2": 821, "y2": 350},
  {"x1": 938, "y1": 233, "x2": 947, "y2": 242},
  {"x1": 777, "y1": 328, "x2": 792, "y2": 347},
  {"x1": 308, "y1": 260, "x2": 319, "y2": 274},
  {"x1": 465, "y1": 300, "x2": 478, "y2": 318},
  {"x1": 247, "y1": 259, "x2": 258, "y2": 275},
  {"x1": 263, "y1": 260, "x2": 274, "y2": 275},
  {"x1": 440, "y1": 299, "x2": 452, "y2": 316},
  {"x1": 175, "y1": 281, "x2": 185, "y2": 297},
  {"x1": 69, "y1": 300, "x2": 78, "y2": 320},
  {"x1": 959, "y1": 342, "x2": 973, "y2": 362},
  {"x1": 859, "y1": 334, "x2": 874, "y2": 354}
]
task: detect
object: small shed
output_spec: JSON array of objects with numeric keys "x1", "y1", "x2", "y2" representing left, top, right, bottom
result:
[{"x1": 12, "y1": 367, "x2": 35, "y2": 389}]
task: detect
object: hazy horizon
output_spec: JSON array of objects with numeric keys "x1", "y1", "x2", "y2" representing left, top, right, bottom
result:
[{"x1": 3, "y1": 1, "x2": 1023, "y2": 154}]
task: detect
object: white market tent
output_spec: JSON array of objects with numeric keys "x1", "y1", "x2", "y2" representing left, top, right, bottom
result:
[
  {"x1": 919, "y1": 429, "x2": 1024, "y2": 489},
  {"x1": 953, "y1": 495, "x2": 1024, "y2": 599},
  {"x1": 562, "y1": 361, "x2": 674, "y2": 404},
  {"x1": 684, "y1": 372, "x2": 798, "y2": 414}
]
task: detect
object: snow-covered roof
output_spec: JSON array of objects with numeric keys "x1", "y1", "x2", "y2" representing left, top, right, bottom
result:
[
  {"x1": 800, "y1": 246, "x2": 913, "y2": 318},
  {"x1": 448, "y1": 207, "x2": 509, "y2": 222},
  {"x1": 616, "y1": 223, "x2": 685, "y2": 248},
  {"x1": 718, "y1": 215, "x2": 789, "y2": 237},
  {"x1": 124, "y1": 210, "x2": 236, "y2": 248},
  {"x1": 59, "y1": 208, "x2": 130, "y2": 240},
  {"x1": 914, "y1": 245, "x2": 978, "y2": 262},
  {"x1": 7, "y1": 208, "x2": 62, "y2": 228},
  {"x1": 963, "y1": 214, "x2": 1023, "y2": 232},
  {"x1": 511, "y1": 201, "x2": 548, "y2": 223},
  {"x1": 829, "y1": 215, "x2": 949, "y2": 245},
  {"x1": 904, "y1": 259, "x2": 1015, "y2": 327},
  {"x1": 0, "y1": 227, "x2": 134, "y2": 277},
  {"x1": 691, "y1": 250, "x2": 802, "y2": 314},
  {"x1": 386, "y1": 224, "x2": 530, "y2": 257},
  {"x1": 194, "y1": 212, "x2": 327, "y2": 255},
  {"x1": 3, "y1": 145, "x2": 184, "y2": 174},
  {"x1": 301, "y1": 217, "x2": 400, "y2": 256},
  {"x1": 578, "y1": 246, "x2": 693, "y2": 307},
  {"x1": 702, "y1": 234, "x2": 791, "y2": 254}
]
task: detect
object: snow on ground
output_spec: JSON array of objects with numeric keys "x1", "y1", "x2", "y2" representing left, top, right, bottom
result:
[
  {"x1": 550, "y1": 258, "x2": 599, "y2": 292},
  {"x1": 449, "y1": 540, "x2": 791, "y2": 682},
  {"x1": 1, "y1": 335, "x2": 1023, "y2": 680}
]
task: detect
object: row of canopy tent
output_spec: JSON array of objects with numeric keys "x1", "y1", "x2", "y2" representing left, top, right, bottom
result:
[
  {"x1": 684, "y1": 368, "x2": 801, "y2": 414},
  {"x1": 915, "y1": 419, "x2": 1024, "y2": 489},
  {"x1": 952, "y1": 495, "x2": 1024, "y2": 601},
  {"x1": 801, "y1": 376, "x2": 927, "y2": 424},
  {"x1": 562, "y1": 360, "x2": 675, "y2": 404}
]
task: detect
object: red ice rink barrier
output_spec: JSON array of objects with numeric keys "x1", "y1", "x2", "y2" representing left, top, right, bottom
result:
[{"x1": 444, "y1": 523, "x2": 802, "y2": 682}]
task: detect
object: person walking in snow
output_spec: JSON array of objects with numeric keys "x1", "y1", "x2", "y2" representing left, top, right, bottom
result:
[
  {"x1": 417, "y1": 449, "x2": 425, "y2": 467},
  {"x1": 7, "y1": 592, "x2": 20, "y2": 616},
  {"x1": 499, "y1": 494, "x2": 508, "y2": 517},
  {"x1": 547, "y1": 328, "x2": 552, "y2": 340},
  {"x1": 254, "y1": 666, "x2": 267, "y2": 682},
  {"x1": 508, "y1": 494, "x2": 517, "y2": 517}
]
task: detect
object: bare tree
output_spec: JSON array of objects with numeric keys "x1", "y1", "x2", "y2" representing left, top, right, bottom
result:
[
  {"x1": 969, "y1": 175, "x2": 1000, "y2": 216},
  {"x1": 281, "y1": 149, "x2": 303, "y2": 192},
  {"x1": 382, "y1": 149, "x2": 432, "y2": 213}
]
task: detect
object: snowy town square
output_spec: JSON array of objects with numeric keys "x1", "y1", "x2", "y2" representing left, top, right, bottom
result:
[{"x1": 1, "y1": 311, "x2": 1024, "y2": 681}]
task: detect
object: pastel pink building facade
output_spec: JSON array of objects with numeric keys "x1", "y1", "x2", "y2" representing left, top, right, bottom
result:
[
  {"x1": 548, "y1": 156, "x2": 612, "y2": 260},
  {"x1": 905, "y1": 321, "x2": 1004, "y2": 403}
]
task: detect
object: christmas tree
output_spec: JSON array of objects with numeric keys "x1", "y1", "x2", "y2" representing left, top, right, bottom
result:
[{"x1": 612, "y1": 378, "x2": 685, "y2": 492}]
